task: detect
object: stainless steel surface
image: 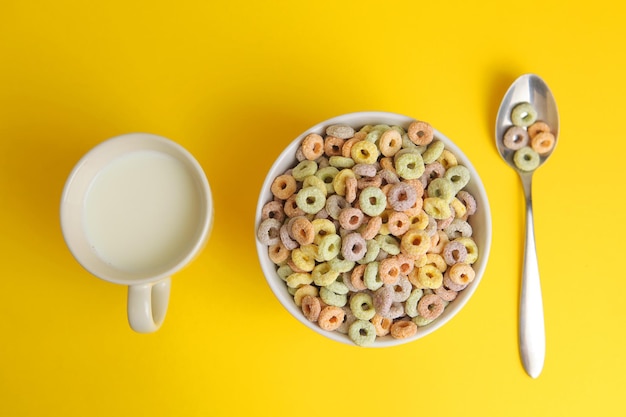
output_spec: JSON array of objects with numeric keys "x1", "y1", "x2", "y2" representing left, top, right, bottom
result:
[{"x1": 495, "y1": 74, "x2": 559, "y2": 378}]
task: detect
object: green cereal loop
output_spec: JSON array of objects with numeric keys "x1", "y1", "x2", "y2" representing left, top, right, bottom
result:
[
  {"x1": 412, "y1": 315, "x2": 435, "y2": 327},
  {"x1": 401, "y1": 134, "x2": 426, "y2": 153},
  {"x1": 288, "y1": 286, "x2": 298, "y2": 296},
  {"x1": 302, "y1": 175, "x2": 328, "y2": 196},
  {"x1": 286, "y1": 272, "x2": 313, "y2": 288},
  {"x1": 357, "y1": 239, "x2": 381, "y2": 265},
  {"x1": 320, "y1": 286, "x2": 348, "y2": 307},
  {"x1": 317, "y1": 233, "x2": 341, "y2": 261},
  {"x1": 295, "y1": 187, "x2": 326, "y2": 214},
  {"x1": 315, "y1": 166, "x2": 340, "y2": 194},
  {"x1": 422, "y1": 140, "x2": 445, "y2": 164},
  {"x1": 395, "y1": 151, "x2": 425, "y2": 179},
  {"x1": 511, "y1": 102, "x2": 537, "y2": 127},
  {"x1": 312, "y1": 262, "x2": 340, "y2": 286},
  {"x1": 372, "y1": 124, "x2": 391, "y2": 132},
  {"x1": 454, "y1": 237, "x2": 478, "y2": 264},
  {"x1": 348, "y1": 320, "x2": 377, "y2": 346},
  {"x1": 423, "y1": 197, "x2": 452, "y2": 220},
  {"x1": 444, "y1": 165, "x2": 470, "y2": 193},
  {"x1": 374, "y1": 234, "x2": 401, "y2": 255},
  {"x1": 326, "y1": 280, "x2": 349, "y2": 295},
  {"x1": 351, "y1": 140, "x2": 380, "y2": 165},
  {"x1": 329, "y1": 156, "x2": 356, "y2": 168},
  {"x1": 350, "y1": 293, "x2": 376, "y2": 320},
  {"x1": 292, "y1": 160, "x2": 318, "y2": 181},
  {"x1": 328, "y1": 256, "x2": 355, "y2": 273},
  {"x1": 365, "y1": 130, "x2": 382, "y2": 143},
  {"x1": 427, "y1": 178, "x2": 455, "y2": 203},
  {"x1": 277, "y1": 264, "x2": 294, "y2": 281},
  {"x1": 391, "y1": 125, "x2": 406, "y2": 135},
  {"x1": 358, "y1": 186, "x2": 387, "y2": 216},
  {"x1": 364, "y1": 261, "x2": 383, "y2": 291},
  {"x1": 405, "y1": 288, "x2": 425, "y2": 318},
  {"x1": 359, "y1": 124, "x2": 374, "y2": 134},
  {"x1": 513, "y1": 146, "x2": 540, "y2": 171}
]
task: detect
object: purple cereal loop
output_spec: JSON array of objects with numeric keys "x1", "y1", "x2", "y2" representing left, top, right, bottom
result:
[
  {"x1": 456, "y1": 190, "x2": 477, "y2": 216},
  {"x1": 337, "y1": 305, "x2": 357, "y2": 334},
  {"x1": 417, "y1": 294, "x2": 445, "y2": 320},
  {"x1": 434, "y1": 285, "x2": 458, "y2": 301},
  {"x1": 444, "y1": 218, "x2": 472, "y2": 239},
  {"x1": 419, "y1": 162, "x2": 445, "y2": 186},
  {"x1": 357, "y1": 175, "x2": 382, "y2": 190},
  {"x1": 296, "y1": 146, "x2": 306, "y2": 162},
  {"x1": 425, "y1": 216, "x2": 437, "y2": 236},
  {"x1": 442, "y1": 241, "x2": 468, "y2": 265},
  {"x1": 436, "y1": 206, "x2": 455, "y2": 230},
  {"x1": 257, "y1": 218, "x2": 282, "y2": 245},
  {"x1": 341, "y1": 232, "x2": 367, "y2": 262},
  {"x1": 379, "y1": 169, "x2": 400, "y2": 184},
  {"x1": 387, "y1": 182, "x2": 418, "y2": 212},
  {"x1": 316, "y1": 155, "x2": 330, "y2": 169},
  {"x1": 373, "y1": 286, "x2": 393, "y2": 317},
  {"x1": 280, "y1": 224, "x2": 299, "y2": 250},
  {"x1": 262, "y1": 200, "x2": 285, "y2": 223},
  {"x1": 387, "y1": 302, "x2": 405, "y2": 319},
  {"x1": 325, "y1": 194, "x2": 349, "y2": 220},
  {"x1": 314, "y1": 208, "x2": 330, "y2": 219},
  {"x1": 353, "y1": 163, "x2": 377, "y2": 177},
  {"x1": 341, "y1": 271, "x2": 359, "y2": 293},
  {"x1": 389, "y1": 276, "x2": 412, "y2": 302}
]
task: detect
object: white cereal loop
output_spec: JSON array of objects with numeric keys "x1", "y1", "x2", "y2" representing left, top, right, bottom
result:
[{"x1": 326, "y1": 124, "x2": 356, "y2": 139}]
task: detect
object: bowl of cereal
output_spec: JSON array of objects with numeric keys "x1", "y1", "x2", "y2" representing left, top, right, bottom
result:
[{"x1": 256, "y1": 111, "x2": 492, "y2": 347}]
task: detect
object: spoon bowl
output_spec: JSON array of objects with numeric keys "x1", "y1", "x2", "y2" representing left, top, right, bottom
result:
[{"x1": 495, "y1": 73, "x2": 559, "y2": 378}]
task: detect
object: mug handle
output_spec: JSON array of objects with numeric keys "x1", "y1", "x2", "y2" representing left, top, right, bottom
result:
[{"x1": 127, "y1": 277, "x2": 171, "y2": 333}]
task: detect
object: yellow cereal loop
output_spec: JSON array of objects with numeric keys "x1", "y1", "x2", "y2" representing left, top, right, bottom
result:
[
  {"x1": 312, "y1": 262, "x2": 340, "y2": 286},
  {"x1": 315, "y1": 166, "x2": 340, "y2": 194},
  {"x1": 332, "y1": 169, "x2": 356, "y2": 196},
  {"x1": 286, "y1": 272, "x2": 313, "y2": 288},
  {"x1": 312, "y1": 218, "x2": 336, "y2": 245},
  {"x1": 423, "y1": 197, "x2": 452, "y2": 220},
  {"x1": 425, "y1": 253, "x2": 447, "y2": 272},
  {"x1": 450, "y1": 197, "x2": 467, "y2": 219},
  {"x1": 409, "y1": 264, "x2": 443, "y2": 289},
  {"x1": 290, "y1": 247, "x2": 316, "y2": 272},
  {"x1": 329, "y1": 156, "x2": 356, "y2": 168},
  {"x1": 302, "y1": 175, "x2": 328, "y2": 196},
  {"x1": 351, "y1": 140, "x2": 380, "y2": 164},
  {"x1": 400, "y1": 229, "x2": 431, "y2": 258},
  {"x1": 293, "y1": 284, "x2": 319, "y2": 306},
  {"x1": 454, "y1": 237, "x2": 479, "y2": 264},
  {"x1": 408, "y1": 210, "x2": 429, "y2": 230},
  {"x1": 437, "y1": 149, "x2": 458, "y2": 169}
]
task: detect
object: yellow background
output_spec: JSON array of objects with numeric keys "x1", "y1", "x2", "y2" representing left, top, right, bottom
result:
[{"x1": 1, "y1": 1, "x2": 625, "y2": 416}]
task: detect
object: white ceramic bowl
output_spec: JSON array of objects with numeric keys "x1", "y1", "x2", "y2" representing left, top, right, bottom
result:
[{"x1": 255, "y1": 111, "x2": 492, "y2": 347}]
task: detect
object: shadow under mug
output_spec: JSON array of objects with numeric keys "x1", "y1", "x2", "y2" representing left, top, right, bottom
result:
[{"x1": 60, "y1": 133, "x2": 213, "y2": 333}]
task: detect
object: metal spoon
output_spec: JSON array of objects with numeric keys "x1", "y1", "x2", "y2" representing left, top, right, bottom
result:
[{"x1": 495, "y1": 73, "x2": 559, "y2": 378}]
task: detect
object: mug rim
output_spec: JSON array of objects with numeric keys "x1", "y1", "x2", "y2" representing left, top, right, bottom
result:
[{"x1": 60, "y1": 132, "x2": 213, "y2": 285}]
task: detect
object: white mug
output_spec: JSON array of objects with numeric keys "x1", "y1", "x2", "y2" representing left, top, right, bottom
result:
[{"x1": 60, "y1": 133, "x2": 213, "y2": 333}]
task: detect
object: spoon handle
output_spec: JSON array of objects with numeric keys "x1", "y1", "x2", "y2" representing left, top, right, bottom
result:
[{"x1": 519, "y1": 172, "x2": 546, "y2": 378}]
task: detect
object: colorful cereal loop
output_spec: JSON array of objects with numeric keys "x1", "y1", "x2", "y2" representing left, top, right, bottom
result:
[
  {"x1": 379, "y1": 257, "x2": 401, "y2": 285},
  {"x1": 364, "y1": 261, "x2": 384, "y2": 291},
  {"x1": 261, "y1": 200, "x2": 285, "y2": 223},
  {"x1": 390, "y1": 320, "x2": 418, "y2": 339},
  {"x1": 301, "y1": 295, "x2": 321, "y2": 322},
  {"x1": 302, "y1": 175, "x2": 327, "y2": 196},
  {"x1": 387, "y1": 182, "x2": 418, "y2": 212},
  {"x1": 290, "y1": 216, "x2": 315, "y2": 246},
  {"x1": 348, "y1": 320, "x2": 377, "y2": 346},
  {"x1": 318, "y1": 306, "x2": 346, "y2": 331},
  {"x1": 530, "y1": 131, "x2": 556, "y2": 155},
  {"x1": 317, "y1": 233, "x2": 341, "y2": 261},
  {"x1": 422, "y1": 140, "x2": 445, "y2": 164},
  {"x1": 511, "y1": 102, "x2": 537, "y2": 127},
  {"x1": 427, "y1": 178, "x2": 455, "y2": 203},
  {"x1": 379, "y1": 129, "x2": 403, "y2": 157},
  {"x1": 257, "y1": 218, "x2": 282, "y2": 245},
  {"x1": 332, "y1": 168, "x2": 356, "y2": 196},
  {"x1": 423, "y1": 197, "x2": 452, "y2": 220},
  {"x1": 375, "y1": 234, "x2": 401, "y2": 256},
  {"x1": 311, "y1": 218, "x2": 336, "y2": 245},
  {"x1": 302, "y1": 133, "x2": 325, "y2": 160},
  {"x1": 328, "y1": 256, "x2": 355, "y2": 274},
  {"x1": 292, "y1": 160, "x2": 318, "y2": 181},
  {"x1": 320, "y1": 286, "x2": 347, "y2": 307},
  {"x1": 324, "y1": 135, "x2": 345, "y2": 157},
  {"x1": 338, "y1": 207, "x2": 365, "y2": 231},
  {"x1": 437, "y1": 149, "x2": 458, "y2": 169},
  {"x1": 371, "y1": 314, "x2": 393, "y2": 337},
  {"x1": 286, "y1": 272, "x2": 313, "y2": 288},
  {"x1": 395, "y1": 151, "x2": 425, "y2": 180},
  {"x1": 448, "y1": 262, "x2": 476, "y2": 286},
  {"x1": 350, "y1": 292, "x2": 376, "y2": 320},
  {"x1": 528, "y1": 121, "x2": 551, "y2": 138},
  {"x1": 290, "y1": 248, "x2": 315, "y2": 272},
  {"x1": 390, "y1": 276, "x2": 412, "y2": 302},
  {"x1": 407, "y1": 120, "x2": 434, "y2": 146},
  {"x1": 312, "y1": 262, "x2": 340, "y2": 286},
  {"x1": 315, "y1": 166, "x2": 339, "y2": 194},
  {"x1": 341, "y1": 232, "x2": 367, "y2": 262},
  {"x1": 295, "y1": 186, "x2": 326, "y2": 214},
  {"x1": 361, "y1": 215, "x2": 383, "y2": 240},
  {"x1": 503, "y1": 126, "x2": 529, "y2": 150},
  {"x1": 359, "y1": 186, "x2": 387, "y2": 217},
  {"x1": 268, "y1": 242, "x2": 290, "y2": 264},
  {"x1": 454, "y1": 237, "x2": 478, "y2": 264},
  {"x1": 326, "y1": 124, "x2": 355, "y2": 139},
  {"x1": 417, "y1": 293, "x2": 445, "y2": 320},
  {"x1": 293, "y1": 284, "x2": 319, "y2": 306},
  {"x1": 405, "y1": 288, "x2": 424, "y2": 318},
  {"x1": 357, "y1": 239, "x2": 381, "y2": 265},
  {"x1": 351, "y1": 140, "x2": 380, "y2": 164},
  {"x1": 400, "y1": 229, "x2": 431, "y2": 258},
  {"x1": 387, "y1": 211, "x2": 410, "y2": 236}
]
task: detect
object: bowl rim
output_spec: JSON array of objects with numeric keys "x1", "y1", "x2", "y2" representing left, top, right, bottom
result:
[{"x1": 255, "y1": 111, "x2": 492, "y2": 347}]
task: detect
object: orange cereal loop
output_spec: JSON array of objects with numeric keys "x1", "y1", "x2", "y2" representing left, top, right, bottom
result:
[
  {"x1": 379, "y1": 157, "x2": 396, "y2": 173},
  {"x1": 268, "y1": 242, "x2": 290, "y2": 264},
  {"x1": 271, "y1": 174, "x2": 297, "y2": 200},
  {"x1": 324, "y1": 136, "x2": 345, "y2": 157},
  {"x1": 284, "y1": 195, "x2": 305, "y2": 218},
  {"x1": 341, "y1": 137, "x2": 361, "y2": 158},
  {"x1": 528, "y1": 121, "x2": 551, "y2": 138},
  {"x1": 318, "y1": 306, "x2": 346, "y2": 331},
  {"x1": 379, "y1": 129, "x2": 403, "y2": 157},
  {"x1": 449, "y1": 262, "x2": 476, "y2": 285},
  {"x1": 345, "y1": 176, "x2": 358, "y2": 204},
  {"x1": 371, "y1": 314, "x2": 393, "y2": 337},
  {"x1": 417, "y1": 293, "x2": 445, "y2": 320},
  {"x1": 379, "y1": 257, "x2": 401, "y2": 285},
  {"x1": 390, "y1": 320, "x2": 418, "y2": 339},
  {"x1": 531, "y1": 131, "x2": 555, "y2": 155},
  {"x1": 301, "y1": 295, "x2": 322, "y2": 322},
  {"x1": 294, "y1": 284, "x2": 319, "y2": 306},
  {"x1": 360, "y1": 215, "x2": 382, "y2": 240},
  {"x1": 408, "y1": 120, "x2": 434, "y2": 146},
  {"x1": 387, "y1": 211, "x2": 410, "y2": 236},
  {"x1": 291, "y1": 216, "x2": 315, "y2": 246},
  {"x1": 395, "y1": 253, "x2": 415, "y2": 276},
  {"x1": 302, "y1": 133, "x2": 325, "y2": 160},
  {"x1": 350, "y1": 264, "x2": 368, "y2": 291}
]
